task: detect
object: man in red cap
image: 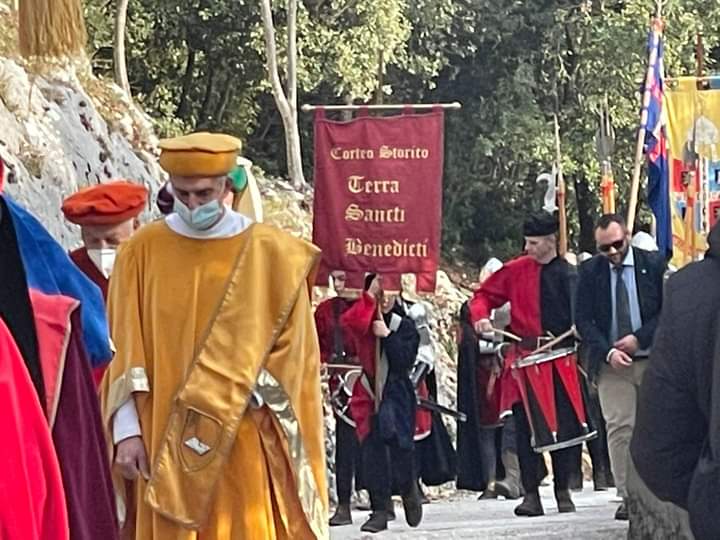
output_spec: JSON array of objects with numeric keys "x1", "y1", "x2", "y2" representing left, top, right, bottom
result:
[
  {"x1": 62, "y1": 180, "x2": 148, "y2": 300},
  {"x1": 62, "y1": 180, "x2": 148, "y2": 385}
]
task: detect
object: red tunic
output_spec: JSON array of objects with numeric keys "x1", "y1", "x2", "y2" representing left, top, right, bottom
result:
[
  {"x1": 470, "y1": 256, "x2": 543, "y2": 414},
  {"x1": 342, "y1": 292, "x2": 431, "y2": 442},
  {"x1": 314, "y1": 297, "x2": 358, "y2": 365},
  {"x1": 69, "y1": 247, "x2": 109, "y2": 387},
  {"x1": 469, "y1": 255, "x2": 574, "y2": 416}
]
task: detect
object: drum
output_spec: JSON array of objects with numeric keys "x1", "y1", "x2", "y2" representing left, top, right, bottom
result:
[
  {"x1": 513, "y1": 347, "x2": 597, "y2": 453},
  {"x1": 327, "y1": 366, "x2": 362, "y2": 427}
]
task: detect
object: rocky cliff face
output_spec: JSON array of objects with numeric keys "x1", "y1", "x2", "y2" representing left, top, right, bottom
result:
[{"x1": 0, "y1": 3, "x2": 160, "y2": 247}]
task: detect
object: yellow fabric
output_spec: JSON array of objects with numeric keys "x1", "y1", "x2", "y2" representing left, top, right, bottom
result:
[
  {"x1": 665, "y1": 77, "x2": 720, "y2": 267},
  {"x1": 159, "y1": 132, "x2": 242, "y2": 177},
  {"x1": 101, "y1": 220, "x2": 328, "y2": 540}
]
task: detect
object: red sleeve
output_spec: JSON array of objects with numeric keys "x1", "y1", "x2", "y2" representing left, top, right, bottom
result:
[
  {"x1": 341, "y1": 292, "x2": 378, "y2": 338},
  {"x1": 314, "y1": 300, "x2": 332, "y2": 364},
  {"x1": 469, "y1": 265, "x2": 512, "y2": 324}
]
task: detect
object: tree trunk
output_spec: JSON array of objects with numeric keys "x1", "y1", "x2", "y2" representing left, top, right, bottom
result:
[
  {"x1": 572, "y1": 173, "x2": 598, "y2": 254},
  {"x1": 113, "y1": 0, "x2": 131, "y2": 97},
  {"x1": 214, "y1": 75, "x2": 234, "y2": 125},
  {"x1": 259, "y1": 0, "x2": 306, "y2": 188},
  {"x1": 197, "y1": 65, "x2": 218, "y2": 127},
  {"x1": 176, "y1": 47, "x2": 197, "y2": 120}
]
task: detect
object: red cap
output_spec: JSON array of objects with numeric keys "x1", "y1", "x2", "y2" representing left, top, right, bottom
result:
[{"x1": 62, "y1": 180, "x2": 148, "y2": 226}]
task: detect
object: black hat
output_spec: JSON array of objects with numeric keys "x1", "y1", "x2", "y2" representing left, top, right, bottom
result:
[{"x1": 523, "y1": 212, "x2": 559, "y2": 237}]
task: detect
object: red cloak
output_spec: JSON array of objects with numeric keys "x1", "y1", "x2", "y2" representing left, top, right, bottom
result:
[{"x1": 0, "y1": 317, "x2": 69, "y2": 540}]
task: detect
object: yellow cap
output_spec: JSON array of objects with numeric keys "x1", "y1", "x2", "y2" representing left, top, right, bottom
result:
[{"x1": 158, "y1": 132, "x2": 243, "y2": 177}]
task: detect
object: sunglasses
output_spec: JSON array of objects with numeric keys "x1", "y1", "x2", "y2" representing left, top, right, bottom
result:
[{"x1": 598, "y1": 239, "x2": 625, "y2": 253}]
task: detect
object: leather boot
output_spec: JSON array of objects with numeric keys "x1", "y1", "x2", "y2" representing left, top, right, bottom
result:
[
  {"x1": 514, "y1": 491, "x2": 544, "y2": 517},
  {"x1": 478, "y1": 481, "x2": 498, "y2": 500},
  {"x1": 401, "y1": 484, "x2": 423, "y2": 528},
  {"x1": 495, "y1": 450, "x2": 522, "y2": 500},
  {"x1": 554, "y1": 487, "x2": 576, "y2": 513},
  {"x1": 329, "y1": 503, "x2": 352, "y2": 526},
  {"x1": 385, "y1": 498, "x2": 396, "y2": 521},
  {"x1": 593, "y1": 467, "x2": 611, "y2": 491},
  {"x1": 360, "y1": 511, "x2": 388, "y2": 533}
]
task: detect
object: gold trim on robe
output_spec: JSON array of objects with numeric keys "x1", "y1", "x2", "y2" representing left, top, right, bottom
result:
[
  {"x1": 104, "y1": 366, "x2": 150, "y2": 425},
  {"x1": 255, "y1": 368, "x2": 326, "y2": 539}
]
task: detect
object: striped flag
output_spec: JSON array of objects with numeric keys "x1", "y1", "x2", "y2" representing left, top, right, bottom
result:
[{"x1": 642, "y1": 19, "x2": 672, "y2": 257}]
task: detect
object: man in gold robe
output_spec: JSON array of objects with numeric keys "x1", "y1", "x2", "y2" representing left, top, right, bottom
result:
[{"x1": 101, "y1": 132, "x2": 328, "y2": 540}]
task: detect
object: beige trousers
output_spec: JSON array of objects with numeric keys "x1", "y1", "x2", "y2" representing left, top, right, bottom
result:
[{"x1": 598, "y1": 359, "x2": 648, "y2": 498}]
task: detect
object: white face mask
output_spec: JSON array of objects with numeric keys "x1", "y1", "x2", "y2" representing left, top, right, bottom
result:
[{"x1": 87, "y1": 248, "x2": 117, "y2": 278}]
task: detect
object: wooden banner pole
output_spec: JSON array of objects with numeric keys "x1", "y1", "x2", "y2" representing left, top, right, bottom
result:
[
  {"x1": 301, "y1": 102, "x2": 462, "y2": 112},
  {"x1": 627, "y1": 1, "x2": 663, "y2": 234}
]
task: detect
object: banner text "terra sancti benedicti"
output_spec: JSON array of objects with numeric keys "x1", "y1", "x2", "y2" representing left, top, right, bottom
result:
[{"x1": 312, "y1": 110, "x2": 443, "y2": 292}]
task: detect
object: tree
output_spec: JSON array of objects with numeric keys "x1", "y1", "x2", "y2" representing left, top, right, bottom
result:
[
  {"x1": 259, "y1": 0, "x2": 305, "y2": 188},
  {"x1": 114, "y1": 0, "x2": 131, "y2": 96}
]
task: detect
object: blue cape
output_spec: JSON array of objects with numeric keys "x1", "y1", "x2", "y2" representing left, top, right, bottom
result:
[{"x1": 4, "y1": 196, "x2": 112, "y2": 367}]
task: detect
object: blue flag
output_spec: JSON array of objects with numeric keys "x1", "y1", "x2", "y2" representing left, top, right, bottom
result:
[{"x1": 642, "y1": 21, "x2": 672, "y2": 258}]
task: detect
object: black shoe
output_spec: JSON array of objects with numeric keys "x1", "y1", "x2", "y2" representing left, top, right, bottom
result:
[
  {"x1": 555, "y1": 488, "x2": 576, "y2": 513},
  {"x1": 360, "y1": 512, "x2": 388, "y2": 533},
  {"x1": 514, "y1": 492, "x2": 544, "y2": 517},
  {"x1": 401, "y1": 485, "x2": 423, "y2": 528},
  {"x1": 495, "y1": 480, "x2": 521, "y2": 500},
  {"x1": 614, "y1": 502, "x2": 629, "y2": 521},
  {"x1": 329, "y1": 503, "x2": 351, "y2": 526},
  {"x1": 478, "y1": 487, "x2": 498, "y2": 500},
  {"x1": 593, "y1": 469, "x2": 611, "y2": 491},
  {"x1": 386, "y1": 499, "x2": 396, "y2": 521}
]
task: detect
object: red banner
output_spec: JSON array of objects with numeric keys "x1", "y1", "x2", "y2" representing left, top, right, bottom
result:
[{"x1": 312, "y1": 108, "x2": 443, "y2": 292}]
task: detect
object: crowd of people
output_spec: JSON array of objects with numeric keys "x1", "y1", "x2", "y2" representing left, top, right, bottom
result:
[{"x1": 0, "y1": 129, "x2": 715, "y2": 540}]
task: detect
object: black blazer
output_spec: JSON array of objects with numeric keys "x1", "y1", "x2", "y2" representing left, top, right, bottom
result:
[{"x1": 575, "y1": 247, "x2": 666, "y2": 378}]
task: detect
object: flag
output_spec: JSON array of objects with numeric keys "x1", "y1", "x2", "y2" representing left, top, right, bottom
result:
[{"x1": 642, "y1": 19, "x2": 672, "y2": 258}]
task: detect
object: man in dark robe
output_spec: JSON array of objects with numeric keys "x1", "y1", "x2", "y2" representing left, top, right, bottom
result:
[
  {"x1": 395, "y1": 289, "x2": 456, "y2": 492},
  {"x1": 62, "y1": 180, "x2": 147, "y2": 386},
  {"x1": 342, "y1": 274, "x2": 423, "y2": 533},
  {"x1": 628, "y1": 223, "x2": 720, "y2": 539},
  {"x1": 0, "y1": 188, "x2": 118, "y2": 540},
  {"x1": 469, "y1": 213, "x2": 581, "y2": 517},
  {"x1": 315, "y1": 270, "x2": 362, "y2": 526}
]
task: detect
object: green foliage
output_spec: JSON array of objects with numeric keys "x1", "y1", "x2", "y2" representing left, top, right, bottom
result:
[{"x1": 84, "y1": 0, "x2": 720, "y2": 266}]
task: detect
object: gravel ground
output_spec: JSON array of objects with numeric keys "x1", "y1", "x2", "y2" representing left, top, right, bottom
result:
[{"x1": 331, "y1": 484, "x2": 628, "y2": 539}]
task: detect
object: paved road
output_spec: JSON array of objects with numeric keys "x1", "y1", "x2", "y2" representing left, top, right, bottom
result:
[{"x1": 331, "y1": 484, "x2": 628, "y2": 539}]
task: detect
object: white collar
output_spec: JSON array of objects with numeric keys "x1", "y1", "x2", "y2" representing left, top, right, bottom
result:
[{"x1": 165, "y1": 209, "x2": 253, "y2": 239}]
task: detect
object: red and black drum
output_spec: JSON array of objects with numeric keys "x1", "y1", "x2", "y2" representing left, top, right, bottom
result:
[{"x1": 513, "y1": 347, "x2": 597, "y2": 453}]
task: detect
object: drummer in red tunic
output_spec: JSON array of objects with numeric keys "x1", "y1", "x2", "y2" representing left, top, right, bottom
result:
[
  {"x1": 62, "y1": 180, "x2": 147, "y2": 386},
  {"x1": 469, "y1": 212, "x2": 581, "y2": 517}
]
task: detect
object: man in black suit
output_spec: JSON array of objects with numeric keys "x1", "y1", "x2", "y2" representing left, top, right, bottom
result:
[{"x1": 575, "y1": 213, "x2": 666, "y2": 521}]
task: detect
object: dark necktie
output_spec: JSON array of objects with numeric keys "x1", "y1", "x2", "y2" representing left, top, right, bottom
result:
[{"x1": 614, "y1": 266, "x2": 633, "y2": 338}]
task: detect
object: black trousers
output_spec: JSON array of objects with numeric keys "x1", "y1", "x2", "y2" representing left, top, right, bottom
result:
[
  {"x1": 361, "y1": 425, "x2": 416, "y2": 511},
  {"x1": 335, "y1": 416, "x2": 361, "y2": 505},
  {"x1": 513, "y1": 402, "x2": 582, "y2": 494}
]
